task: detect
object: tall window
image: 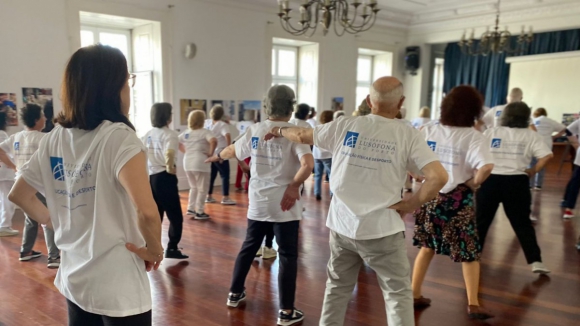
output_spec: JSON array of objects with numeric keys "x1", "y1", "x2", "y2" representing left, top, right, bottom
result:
[
  {"x1": 431, "y1": 58, "x2": 445, "y2": 119},
  {"x1": 356, "y1": 55, "x2": 373, "y2": 108},
  {"x1": 272, "y1": 45, "x2": 298, "y2": 93},
  {"x1": 80, "y1": 26, "x2": 132, "y2": 69}
]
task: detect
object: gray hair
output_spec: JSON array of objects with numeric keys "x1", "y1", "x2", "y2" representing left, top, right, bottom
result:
[
  {"x1": 243, "y1": 109, "x2": 255, "y2": 121},
  {"x1": 500, "y1": 102, "x2": 531, "y2": 128},
  {"x1": 264, "y1": 85, "x2": 296, "y2": 118},
  {"x1": 333, "y1": 111, "x2": 345, "y2": 120},
  {"x1": 369, "y1": 82, "x2": 404, "y2": 107}
]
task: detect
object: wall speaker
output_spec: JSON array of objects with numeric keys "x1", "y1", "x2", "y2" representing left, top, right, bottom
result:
[{"x1": 405, "y1": 46, "x2": 420, "y2": 75}]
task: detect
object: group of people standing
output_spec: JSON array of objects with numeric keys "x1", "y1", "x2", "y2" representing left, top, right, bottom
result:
[{"x1": 1, "y1": 43, "x2": 579, "y2": 326}]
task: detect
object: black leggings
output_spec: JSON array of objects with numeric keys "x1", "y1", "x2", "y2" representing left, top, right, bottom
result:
[
  {"x1": 150, "y1": 171, "x2": 183, "y2": 250},
  {"x1": 67, "y1": 300, "x2": 151, "y2": 326}
]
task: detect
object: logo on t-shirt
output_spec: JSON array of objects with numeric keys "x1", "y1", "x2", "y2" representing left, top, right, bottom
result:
[
  {"x1": 146, "y1": 136, "x2": 152, "y2": 145},
  {"x1": 185, "y1": 133, "x2": 190, "y2": 139},
  {"x1": 251, "y1": 137, "x2": 259, "y2": 149},
  {"x1": 343, "y1": 131, "x2": 359, "y2": 148},
  {"x1": 534, "y1": 120, "x2": 540, "y2": 126},
  {"x1": 427, "y1": 141, "x2": 437, "y2": 151},
  {"x1": 14, "y1": 142, "x2": 19, "y2": 151},
  {"x1": 495, "y1": 110, "x2": 502, "y2": 117},
  {"x1": 491, "y1": 138, "x2": 502, "y2": 148},
  {"x1": 50, "y1": 157, "x2": 65, "y2": 181}
]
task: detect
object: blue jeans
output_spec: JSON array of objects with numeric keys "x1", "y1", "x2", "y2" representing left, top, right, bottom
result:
[
  {"x1": 314, "y1": 158, "x2": 332, "y2": 196},
  {"x1": 529, "y1": 157, "x2": 545, "y2": 188}
]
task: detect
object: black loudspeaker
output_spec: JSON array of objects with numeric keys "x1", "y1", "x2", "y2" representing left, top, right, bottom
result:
[{"x1": 405, "y1": 46, "x2": 420, "y2": 75}]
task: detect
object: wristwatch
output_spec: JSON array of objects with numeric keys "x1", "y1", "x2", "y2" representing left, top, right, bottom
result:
[{"x1": 217, "y1": 150, "x2": 223, "y2": 160}]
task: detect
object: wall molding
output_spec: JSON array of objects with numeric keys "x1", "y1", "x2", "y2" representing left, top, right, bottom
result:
[{"x1": 506, "y1": 50, "x2": 580, "y2": 64}]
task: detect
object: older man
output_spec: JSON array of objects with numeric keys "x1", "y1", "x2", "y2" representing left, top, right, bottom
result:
[
  {"x1": 266, "y1": 77, "x2": 448, "y2": 326},
  {"x1": 482, "y1": 87, "x2": 524, "y2": 129},
  {"x1": 208, "y1": 85, "x2": 313, "y2": 326}
]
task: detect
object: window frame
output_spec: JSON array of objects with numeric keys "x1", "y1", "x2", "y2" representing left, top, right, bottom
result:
[
  {"x1": 272, "y1": 45, "x2": 299, "y2": 94},
  {"x1": 80, "y1": 25, "x2": 133, "y2": 71},
  {"x1": 356, "y1": 54, "x2": 374, "y2": 108}
]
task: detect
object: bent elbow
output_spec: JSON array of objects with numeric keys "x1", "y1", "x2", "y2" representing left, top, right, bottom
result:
[{"x1": 8, "y1": 192, "x2": 18, "y2": 205}]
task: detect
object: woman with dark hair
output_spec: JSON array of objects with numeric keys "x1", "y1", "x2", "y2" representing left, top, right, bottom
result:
[
  {"x1": 204, "y1": 105, "x2": 235, "y2": 205},
  {"x1": 143, "y1": 102, "x2": 188, "y2": 259},
  {"x1": 477, "y1": 102, "x2": 553, "y2": 274},
  {"x1": 529, "y1": 108, "x2": 566, "y2": 191},
  {"x1": 411, "y1": 86, "x2": 495, "y2": 319},
  {"x1": 289, "y1": 103, "x2": 312, "y2": 128},
  {"x1": 42, "y1": 99, "x2": 55, "y2": 132},
  {"x1": 8, "y1": 44, "x2": 163, "y2": 325},
  {"x1": 313, "y1": 110, "x2": 334, "y2": 201},
  {"x1": 0, "y1": 111, "x2": 17, "y2": 237}
]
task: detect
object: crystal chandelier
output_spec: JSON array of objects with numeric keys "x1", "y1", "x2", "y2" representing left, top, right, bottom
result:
[
  {"x1": 277, "y1": 0, "x2": 380, "y2": 37},
  {"x1": 458, "y1": 0, "x2": 533, "y2": 56}
]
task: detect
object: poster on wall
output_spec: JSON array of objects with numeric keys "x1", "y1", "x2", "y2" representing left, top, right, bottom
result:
[
  {"x1": 180, "y1": 99, "x2": 207, "y2": 126},
  {"x1": 211, "y1": 100, "x2": 236, "y2": 122},
  {"x1": 0, "y1": 93, "x2": 18, "y2": 126},
  {"x1": 239, "y1": 100, "x2": 262, "y2": 122},
  {"x1": 562, "y1": 113, "x2": 579, "y2": 126},
  {"x1": 22, "y1": 88, "x2": 53, "y2": 131},
  {"x1": 331, "y1": 97, "x2": 344, "y2": 111}
]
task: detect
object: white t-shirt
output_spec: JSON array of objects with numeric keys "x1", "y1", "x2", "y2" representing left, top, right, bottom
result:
[
  {"x1": 178, "y1": 128, "x2": 214, "y2": 172},
  {"x1": 142, "y1": 127, "x2": 179, "y2": 175},
  {"x1": 236, "y1": 121, "x2": 254, "y2": 135},
  {"x1": 235, "y1": 120, "x2": 311, "y2": 222},
  {"x1": 483, "y1": 127, "x2": 552, "y2": 175},
  {"x1": 0, "y1": 131, "x2": 15, "y2": 181},
  {"x1": 313, "y1": 145, "x2": 332, "y2": 160},
  {"x1": 314, "y1": 115, "x2": 439, "y2": 240},
  {"x1": 565, "y1": 119, "x2": 580, "y2": 166},
  {"x1": 482, "y1": 105, "x2": 506, "y2": 128},
  {"x1": 289, "y1": 118, "x2": 312, "y2": 129},
  {"x1": 0, "y1": 130, "x2": 45, "y2": 173},
  {"x1": 204, "y1": 119, "x2": 230, "y2": 155},
  {"x1": 19, "y1": 121, "x2": 151, "y2": 317},
  {"x1": 398, "y1": 118, "x2": 414, "y2": 128},
  {"x1": 411, "y1": 117, "x2": 431, "y2": 129},
  {"x1": 533, "y1": 116, "x2": 565, "y2": 148},
  {"x1": 307, "y1": 118, "x2": 318, "y2": 128},
  {"x1": 421, "y1": 125, "x2": 493, "y2": 193}
]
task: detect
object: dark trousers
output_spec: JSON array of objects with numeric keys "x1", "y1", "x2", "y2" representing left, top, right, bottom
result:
[
  {"x1": 264, "y1": 223, "x2": 274, "y2": 248},
  {"x1": 562, "y1": 165, "x2": 580, "y2": 209},
  {"x1": 209, "y1": 160, "x2": 230, "y2": 196},
  {"x1": 67, "y1": 299, "x2": 151, "y2": 326},
  {"x1": 230, "y1": 219, "x2": 299, "y2": 309},
  {"x1": 150, "y1": 171, "x2": 183, "y2": 250},
  {"x1": 476, "y1": 174, "x2": 542, "y2": 264}
]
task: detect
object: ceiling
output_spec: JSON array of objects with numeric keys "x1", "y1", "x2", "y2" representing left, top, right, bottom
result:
[{"x1": 234, "y1": 0, "x2": 580, "y2": 30}]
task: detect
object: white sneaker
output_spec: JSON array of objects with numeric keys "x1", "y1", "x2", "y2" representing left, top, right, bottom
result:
[
  {"x1": 262, "y1": 247, "x2": 277, "y2": 260},
  {"x1": 531, "y1": 262, "x2": 551, "y2": 274},
  {"x1": 255, "y1": 246, "x2": 264, "y2": 257},
  {"x1": 0, "y1": 227, "x2": 19, "y2": 237},
  {"x1": 205, "y1": 197, "x2": 217, "y2": 203},
  {"x1": 221, "y1": 198, "x2": 236, "y2": 205},
  {"x1": 530, "y1": 215, "x2": 538, "y2": 222}
]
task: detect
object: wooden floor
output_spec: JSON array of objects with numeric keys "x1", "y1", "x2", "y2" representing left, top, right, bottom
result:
[{"x1": 0, "y1": 174, "x2": 579, "y2": 326}]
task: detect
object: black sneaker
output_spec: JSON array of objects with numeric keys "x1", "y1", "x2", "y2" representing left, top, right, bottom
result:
[
  {"x1": 186, "y1": 210, "x2": 196, "y2": 216},
  {"x1": 19, "y1": 250, "x2": 42, "y2": 261},
  {"x1": 165, "y1": 249, "x2": 189, "y2": 259},
  {"x1": 194, "y1": 212, "x2": 210, "y2": 220},
  {"x1": 315, "y1": 195, "x2": 321, "y2": 201},
  {"x1": 278, "y1": 308, "x2": 304, "y2": 326},
  {"x1": 47, "y1": 256, "x2": 61, "y2": 269},
  {"x1": 227, "y1": 291, "x2": 246, "y2": 307}
]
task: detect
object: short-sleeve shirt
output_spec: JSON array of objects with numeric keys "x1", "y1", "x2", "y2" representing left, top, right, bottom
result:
[
  {"x1": 288, "y1": 119, "x2": 312, "y2": 129},
  {"x1": 533, "y1": 116, "x2": 565, "y2": 148},
  {"x1": 0, "y1": 131, "x2": 15, "y2": 181},
  {"x1": 234, "y1": 120, "x2": 311, "y2": 222},
  {"x1": 421, "y1": 125, "x2": 493, "y2": 193},
  {"x1": 236, "y1": 121, "x2": 254, "y2": 135},
  {"x1": 19, "y1": 121, "x2": 150, "y2": 317},
  {"x1": 204, "y1": 119, "x2": 230, "y2": 155},
  {"x1": 483, "y1": 127, "x2": 552, "y2": 175},
  {"x1": 482, "y1": 105, "x2": 506, "y2": 128},
  {"x1": 142, "y1": 127, "x2": 179, "y2": 175},
  {"x1": 411, "y1": 117, "x2": 431, "y2": 129},
  {"x1": 178, "y1": 128, "x2": 214, "y2": 172},
  {"x1": 314, "y1": 115, "x2": 440, "y2": 240},
  {"x1": 0, "y1": 130, "x2": 45, "y2": 174},
  {"x1": 566, "y1": 119, "x2": 580, "y2": 166}
]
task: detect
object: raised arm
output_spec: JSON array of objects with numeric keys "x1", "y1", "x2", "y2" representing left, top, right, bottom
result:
[
  {"x1": 118, "y1": 151, "x2": 164, "y2": 271},
  {"x1": 9, "y1": 177, "x2": 50, "y2": 224},
  {"x1": 390, "y1": 161, "x2": 448, "y2": 213},
  {"x1": 280, "y1": 153, "x2": 314, "y2": 211},
  {"x1": 0, "y1": 148, "x2": 16, "y2": 171},
  {"x1": 266, "y1": 126, "x2": 314, "y2": 145}
]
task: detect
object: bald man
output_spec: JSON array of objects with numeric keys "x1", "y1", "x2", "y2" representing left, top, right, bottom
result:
[
  {"x1": 265, "y1": 77, "x2": 448, "y2": 326},
  {"x1": 482, "y1": 88, "x2": 524, "y2": 129}
]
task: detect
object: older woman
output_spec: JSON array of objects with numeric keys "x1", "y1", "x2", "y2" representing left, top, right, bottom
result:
[
  {"x1": 530, "y1": 108, "x2": 566, "y2": 190},
  {"x1": 313, "y1": 110, "x2": 334, "y2": 200},
  {"x1": 412, "y1": 86, "x2": 494, "y2": 319},
  {"x1": 205, "y1": 105, "x2": 235, "y2": 205},
  {"x1": 411, "y1": 106, "x2": 431, "y2": 129},
  {"x1": 208, "y1": 85, "x2": 313, "y2": 326},
  {"x1": 477, "y1": 102, "x2": 553, "y2": 274},
  {"x1": 179, "y1": 110, "x2": 217, "y2": 219},
  {"x1": 9, "y1": 44, "x2": 162, "y2": 324}
]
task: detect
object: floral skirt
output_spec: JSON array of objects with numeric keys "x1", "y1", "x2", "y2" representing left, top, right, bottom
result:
[{"x1": 413, "y1": 184, "x2": 481, "y2": 262}]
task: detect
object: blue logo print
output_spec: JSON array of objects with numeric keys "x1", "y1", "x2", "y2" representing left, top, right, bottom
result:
[
  {"x1": 185, "y1": 133, "x2": 190, "y2": 139},
  {"x1": 534, "y1": 120, "x2": 540, "y2": 126},
  {"x1": 491, "y1": 138, "x2": 502, "y2": 148},
  {"x1": 50, "y1": 157, "x2": 65, "y2": 181},
  {"x1": 14, "y1": 142, "x2": 19, "y2": 151},
  {"x1": 251, "y1": 137, "x2": 259, "y2": 149},
  {"x1": 343, "y1": 131, "x2": 359, "y2": 148},
  {"x1": 146, "y1": 136, "x2": 152, "y2": 145},
  {"x1": 427, "y1": 141, "x2": 437, "y2": 151},
  {"x1": 495, "y1": 110, "x2": 502, "y2": 117}
]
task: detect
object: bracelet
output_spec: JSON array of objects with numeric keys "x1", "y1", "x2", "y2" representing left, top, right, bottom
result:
[
  {"x1": 279, "y1": 127, "x2": 287, "y2": 137},
  {"x1": 217, "y1": 150, "x2": 222, "y2": 160}
]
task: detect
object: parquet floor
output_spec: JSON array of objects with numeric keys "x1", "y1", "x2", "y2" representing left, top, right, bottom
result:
[{"x1": 0, "y1": 173, "x2": 579, "y2": 325}]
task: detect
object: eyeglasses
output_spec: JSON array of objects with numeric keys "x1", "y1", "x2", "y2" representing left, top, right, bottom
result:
[{"x1": 128, "y1": 73, "x2": 136, "y2": 88}]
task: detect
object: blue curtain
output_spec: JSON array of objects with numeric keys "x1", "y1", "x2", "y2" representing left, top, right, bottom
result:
[{"x1": 443, "y1": 29, "x2": 580, "y2": 107}]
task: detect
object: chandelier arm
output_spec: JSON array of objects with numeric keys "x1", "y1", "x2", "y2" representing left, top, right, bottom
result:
[{"x1": 345, "y1": 14, "x2": 375, "y2": 33}]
